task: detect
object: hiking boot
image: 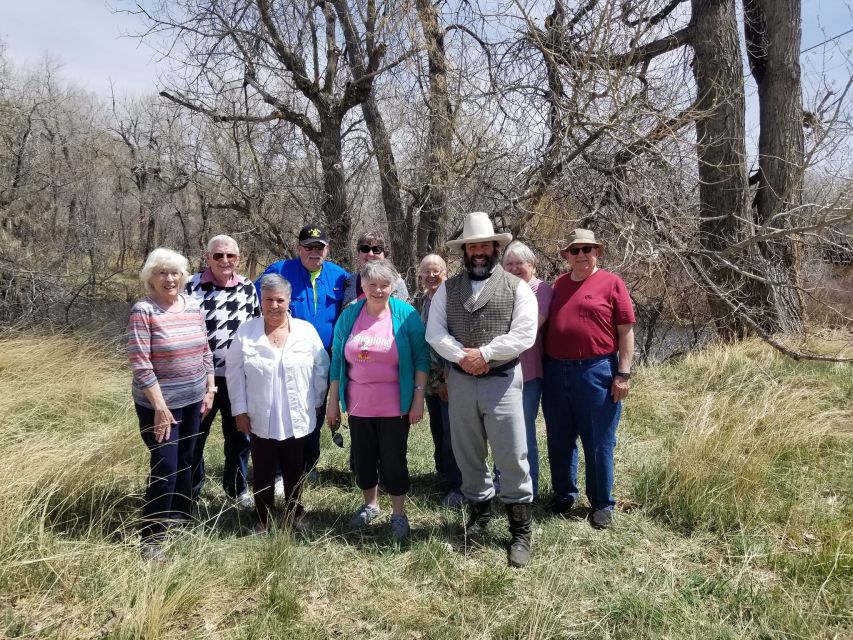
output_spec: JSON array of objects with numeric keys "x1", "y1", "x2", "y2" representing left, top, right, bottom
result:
[
  {"x1": 390, "y1": 513, "x2": 411, "y2": 540},
  {"x1": 589, "y1": 509, "x2": 612, "y2": 529},
  {"x1": 506, "y1": 502, "x2": 533, "y2": 568},
  {"x1": 464, "y1": 499, "x2": 493, "y2": 537},
  {"x1": 349, "y1": 504, "x2": 381, "y2": 530}
]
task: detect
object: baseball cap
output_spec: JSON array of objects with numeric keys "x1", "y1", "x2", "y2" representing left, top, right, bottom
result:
[{"x1": 298, "y1": 223, "x2": 328, "y2": 246}]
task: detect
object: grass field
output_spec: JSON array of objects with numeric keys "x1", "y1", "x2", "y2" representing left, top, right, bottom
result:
[{"x1": 0, "y1": 334, "x2": 850, "y2": 639}]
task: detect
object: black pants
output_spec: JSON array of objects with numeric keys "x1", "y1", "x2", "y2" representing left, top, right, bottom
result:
[
  {"x1": 191, "y1": 377, "x2": 250, "y2": 498},
  {"x1": 250, "y1": 433, "x2": 305, "y2": 526},
  {"x1": 349, "y1": 415, "x2": 411, "y2": 496},
  {"x1": 136, "y1": 401, "x2": 201, "y2": 541}
]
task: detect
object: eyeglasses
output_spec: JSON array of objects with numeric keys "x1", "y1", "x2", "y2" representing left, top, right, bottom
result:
[
  {"x1": 211, "y1": 252, "x2": 238, "y2": 260},
  {"x1": 358, "y1": 245, "x2": 384, "y2": 255},
  {"x1": 301, "y1": 243, "x2": 326, "y2": 252},
  {"x1": 566, "y1": 246, "x2": 595, "y2": 255}
]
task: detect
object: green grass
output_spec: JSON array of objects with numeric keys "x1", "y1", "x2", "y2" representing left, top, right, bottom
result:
[{"x1": 0, "y1": 333, "x2": 850, "y2": 638}]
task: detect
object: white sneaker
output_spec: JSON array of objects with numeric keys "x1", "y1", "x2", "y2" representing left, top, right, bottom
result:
[
  {"x1": 440, "y1": 490, "x2": 465, "y2": 508},
  {"x1": 236, "y1": 490, "x2": 254, "y2": 508}
]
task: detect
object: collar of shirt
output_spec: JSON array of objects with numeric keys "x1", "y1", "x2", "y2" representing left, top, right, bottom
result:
[{"x1": 200, "y1": 268, "x2": 240, "y2": 288}]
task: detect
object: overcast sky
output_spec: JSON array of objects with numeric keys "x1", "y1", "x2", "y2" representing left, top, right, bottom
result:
[{"x1": 1, "y1": 0, "x2": 850, "y2": 104}]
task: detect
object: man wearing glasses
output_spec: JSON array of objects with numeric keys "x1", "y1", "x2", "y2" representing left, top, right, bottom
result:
[
  {"x1": 257, "y1": 223, "x2": 349, "y2": 475},
  {"x1": 186, "y1": 235, "x2": 261, "y2": 507},
  {"x1": 542, "y1": 228, "x2": 635, "y2": 530}
]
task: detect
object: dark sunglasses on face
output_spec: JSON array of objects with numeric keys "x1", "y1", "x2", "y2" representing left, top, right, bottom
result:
[
  {"x1": 212, "y1": 252, "x2": 238, "y2": 260},
  {"x1": 358, "y1": 245, "x2": 384, "y2": 255},
  {"x1": 567, "y1": 246, "x2": 594, "y2": 255},
  {"x1": 302, "y1": 243, "x2": 326, "y2": 252}
]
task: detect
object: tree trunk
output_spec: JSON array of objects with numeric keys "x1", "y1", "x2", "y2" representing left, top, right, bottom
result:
[
  {"x1": 414, "y1": 0, "x2": 453, "y2": 258},
  {"x1": 691, "y1": 0, "x2": 752, "y2": 338},
  {"x1": 318, "y1": 115, "x2": 352, "y2": 259},
  {"x1": 361, "y1": 93, "x2": 414, "y2": 279},
  {"x1": 744, "y1": 0, "x2": 805, "y2": 333}
]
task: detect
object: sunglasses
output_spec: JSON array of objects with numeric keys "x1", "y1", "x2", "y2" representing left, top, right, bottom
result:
[
  {"x1": 301, "y1": 243, "x2": 326, "y2": 252},
  {"x1": 358, "y1": 245, "x2": 384, "y2": 255},
  {"x1": 329, "y1": 418, "x2": 346, "y2": 448},
  {"x1": 566, "y1": 246, "x2": 595, "y2": 255},
  {"x1": 211, "y1": 252, "x2": 238, "y2": 260}
]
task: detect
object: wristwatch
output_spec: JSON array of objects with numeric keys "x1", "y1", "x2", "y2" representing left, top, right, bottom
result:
[{"x1": 614, "y1": 372, "x2": 631, "y2": 380}]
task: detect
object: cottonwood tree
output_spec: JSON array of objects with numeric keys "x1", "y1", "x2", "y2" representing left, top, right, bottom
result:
[
  {"x1": 502, "y1": 0, "x2": 851, "y2": 352},
  {"x1": 128, "y1": 0, "x2": 410, "y2": 252}
]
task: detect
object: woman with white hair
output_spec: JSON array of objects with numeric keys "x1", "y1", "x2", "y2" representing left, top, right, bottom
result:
[
  {"x1": 127, "y1": 247, "x2": 215, "y2": 561},
  {"x1": 327, "y1": 259, "x2": 430, "y2": 540},
  {"x1": 498, "y1": 241, "x2": 553, "y2": 500}
]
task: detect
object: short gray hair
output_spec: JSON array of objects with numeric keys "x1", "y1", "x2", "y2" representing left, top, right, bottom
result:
[
  {"x1": 503, "y1": 241, "x2": 537, "y2": 269},
  {"x1": 360, "y1": 259, "x2": 398, "y2": 286},
  {"x1": 419, "y1": 253, "x2": 447, "y2": 274},
  {"x1": 206, "y1": 234, "x2": 239, "y2": 253},
  {"x1": 258, "y1": 273, "x2": 292, "y2": 297},
  {"x1": 140, "y1": 247, "x2": 190, "y2": 293}
]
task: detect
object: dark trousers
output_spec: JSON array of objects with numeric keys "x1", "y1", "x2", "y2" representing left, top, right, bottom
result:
[
  {"x1": 250, "y1": 433, "x2": 305, "y2": 526},
  {"x1": 191, "y1": 377, "x2": 250, "y2": 498},
  {"x1": 349, "y1": 415, "x2": 411, "y2": 496},
  {"x1": 303, "y1": 390, "x2": 328, "y2": 472},
  {"x1": 425, "y1": 393, "x2": 461, "y2": 491},
  {"x1": 136, "y1": 401, "x2": 202, "y2": 541}
]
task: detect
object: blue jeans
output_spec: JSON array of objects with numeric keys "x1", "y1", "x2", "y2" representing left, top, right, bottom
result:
[
  {"x1": 191, "y1": 377, "x2": 250, "y2": 498},
  {"x1": 493, "y1": 378, "x2": 542, "y2": 497},
  {"x1": 542, "y1": 356, "x2": 620, "y2": 511},
  {"x1": 136, "y1": 400, "x2": 202, "y2": 541}
]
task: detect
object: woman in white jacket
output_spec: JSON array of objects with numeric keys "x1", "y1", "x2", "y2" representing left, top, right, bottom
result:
[{"x1": 226, "y1": 274, "x2": 330, "y2": 534}]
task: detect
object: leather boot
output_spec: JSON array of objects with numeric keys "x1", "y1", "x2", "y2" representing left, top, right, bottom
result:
[
  {"x1": 506, "y1": 502, "x2": 533, "y2": 568},
  {"x1": 464, "y1": 499, "x2": 493, "y2": 537}
]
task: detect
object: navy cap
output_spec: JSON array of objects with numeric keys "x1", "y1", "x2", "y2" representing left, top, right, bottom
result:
[{"x1": 298, "y1": 223, "x2": 328, "y2": 246}]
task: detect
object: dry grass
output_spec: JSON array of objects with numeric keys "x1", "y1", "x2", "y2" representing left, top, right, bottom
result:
[{"x1": 0, "y1": 333, "x2": 850, "y2": 639}]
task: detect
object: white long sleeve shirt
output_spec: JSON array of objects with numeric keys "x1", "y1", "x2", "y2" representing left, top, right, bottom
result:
[
  {"x1": 225, "y1": 316, "x2": 330, "y2": 440},
  {"x1": 425, "y1": 275, "x2": 538, "y2": 364}
]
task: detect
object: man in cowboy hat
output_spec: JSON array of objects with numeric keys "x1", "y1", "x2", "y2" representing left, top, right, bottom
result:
[
  {"x1": 542, "y1": 229, "x2": 634, "y2": 530},
  {"x1": 425, "y1": 211, "x2": 538, "y2": 567},
  {"x1": 257, "y1": 223, "x2": 349, "y2": 475}
]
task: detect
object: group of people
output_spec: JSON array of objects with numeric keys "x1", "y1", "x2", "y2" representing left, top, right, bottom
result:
[{"x1": 127, "y1": 212, "x2": 635, "y2": 568}]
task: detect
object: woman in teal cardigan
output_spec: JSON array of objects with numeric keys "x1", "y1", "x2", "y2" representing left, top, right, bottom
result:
[{"x1": 327, "y1": 259, "x2": 430, "y2": 540}]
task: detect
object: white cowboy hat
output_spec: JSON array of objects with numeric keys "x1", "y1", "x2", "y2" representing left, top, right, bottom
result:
[{"x1": 446, "y1": 212, "x2": 513, "y2": 252}]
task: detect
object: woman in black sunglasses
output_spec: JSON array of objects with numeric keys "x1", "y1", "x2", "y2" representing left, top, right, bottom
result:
[{"x1": 342, "y1": 229, "x2": 410, "y2": 306}]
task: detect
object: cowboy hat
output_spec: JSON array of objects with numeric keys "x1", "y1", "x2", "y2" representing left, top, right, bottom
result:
[
  {"x1": 560, "y1": 228, "x2": 604, "y2": 251},
  {"x1": 446, "y1": 212, "x2": 513, "y2": 251}
]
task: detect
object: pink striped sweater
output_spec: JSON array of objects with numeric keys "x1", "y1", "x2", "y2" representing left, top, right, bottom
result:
[{"x1": 127, "y1": 295, "x2": 214, "y2": 409}]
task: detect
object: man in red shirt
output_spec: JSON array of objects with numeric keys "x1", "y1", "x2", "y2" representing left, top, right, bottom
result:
[{"x1": 542, "y1": 229, "x2": 635, "y2": 529}]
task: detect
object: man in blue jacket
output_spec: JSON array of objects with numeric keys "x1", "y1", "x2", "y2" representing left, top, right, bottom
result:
[{"x1": 257, "y1": 223, "x2": 349, "y2": 473}]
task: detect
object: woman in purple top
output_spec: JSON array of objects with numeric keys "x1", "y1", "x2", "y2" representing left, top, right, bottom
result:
[
  {"x1": 501, "y1": 241, "x2": 552, "y2": 498},
  {"x1": 127, "y1": 248, "x2": 215, "y2": 561}
]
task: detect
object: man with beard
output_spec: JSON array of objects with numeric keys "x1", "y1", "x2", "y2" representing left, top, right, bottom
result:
[{"x1": 425, "y1": 212, "x2": 538, "y2": 567}]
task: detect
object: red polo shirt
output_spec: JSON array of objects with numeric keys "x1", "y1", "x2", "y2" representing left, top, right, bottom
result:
[{"x1": 545, "y1": 269, "x2": 635, "y2": 360}]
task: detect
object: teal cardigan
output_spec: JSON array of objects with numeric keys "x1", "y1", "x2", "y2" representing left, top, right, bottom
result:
[{"x1": 330, "y1": 297, "x2": 430, "y2": 414}]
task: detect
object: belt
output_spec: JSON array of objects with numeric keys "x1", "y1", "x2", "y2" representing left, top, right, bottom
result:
[
  {"x1": 452, "y1": 358, "x2": 520, "y2": 378},
  {"x1": 546, "y1": 354, "x2": 615, "y2": 367}
]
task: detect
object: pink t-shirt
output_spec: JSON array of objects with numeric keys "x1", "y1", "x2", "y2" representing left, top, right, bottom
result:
[
  {"x1": 519, "y1": 277, "x2": 553, "y2": 381},
  {"x1": 344, "y1": 307, "x2": 401, "y2": 417}
]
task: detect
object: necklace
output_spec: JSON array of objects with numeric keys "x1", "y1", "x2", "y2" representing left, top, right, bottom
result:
[{"x1": 265, "y1": 321, "x2": 289, "y2": 347}]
